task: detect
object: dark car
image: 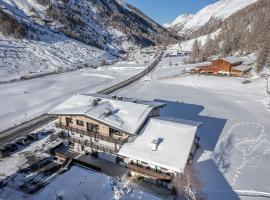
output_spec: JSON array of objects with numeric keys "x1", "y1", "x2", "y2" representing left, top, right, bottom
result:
[
  {"x1": 30, "y1": 132, "x2": 40, "y2": 140},
  {"x1": 26, "y1": 134, "x2": 38, "y2": 141},
  {"x1": 3, "y1": 143, "x2": 18, "y2": 152},
  {"x1": 45, "y1": 129, "x2": 55, "y2": 135},
  {"x1": 0, "y1": 148, "x2": 9, "y2": 158},
  {"x1": 39, "y1": 129, "x2": 55, "y2": 137},
  {"x1": 15, "y1": 137, "x2": 30, "y2": 146},
  {"x1": 242, "y1": 79, "x2": 251, "y2": 84}
]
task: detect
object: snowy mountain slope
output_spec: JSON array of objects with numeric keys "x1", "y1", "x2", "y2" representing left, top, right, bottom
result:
[
  {"x1": 167, "y1": 0, "x2": 258, "y2": 36},
  {"x1": 167, "y1": 29, "x2": 221, "y2": 52},
  {"x1": 164, "y1": 14, "x2": 193, "y2": 29},
  {"x1": 0, "y1": 0, "x2": 179, "y2": 53},
  {"x1": 0, "y1": 34, "x2": 114, "y2": 81},
  {"x1": 0, "y1": 0, "x2": 179, "y2": 80}
]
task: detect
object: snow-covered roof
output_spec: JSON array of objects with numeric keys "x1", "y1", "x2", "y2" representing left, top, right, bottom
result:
[
  {"x1": 118, "y1": 117, "x2": 202, "y2": 173},
  {"x1": 221, "y1": 56, "x2": 243, "y2": 64},
  {"x1": 88, "y1": 93, "x2": 166, "y2": 109},
  {"x1": 49, "y1": 94, "x2": 162, "y2": 135},
  {"x1": 233, "y1": 65, "x2": 253, "y2": 72}
]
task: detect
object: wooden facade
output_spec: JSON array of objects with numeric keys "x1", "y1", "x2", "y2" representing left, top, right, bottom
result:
[
  {"x1": 212, "y1": 59, "x2": 233, "y2": 73},
  {"x1": 56, "y1": 115, "x2": 131, "y2": 156},
  {"x1": 58, "y1": 115, "x2": 130, "y2": 140},
  {"x1": 191, "y1": 58, "x2": 251, "y2": 77}
]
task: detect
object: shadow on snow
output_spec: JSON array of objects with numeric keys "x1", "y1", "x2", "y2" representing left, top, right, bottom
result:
[{"x1": 155, "y1": 99, "x2": 227, "y2": 151}]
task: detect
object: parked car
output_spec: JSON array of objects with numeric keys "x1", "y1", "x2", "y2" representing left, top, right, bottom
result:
[
  {"x1": 46, "y1": 129, "x2": 55, "y2": 135},
  {"x1": 242, "y1": 79, "x2": 251, "y2": 84},
  {"x1": 26, "y1": 133, "x2": 38, "y2": 141},
  {"x1": 0, "y1": 148, "x2": 9, "y2": 158},
  {"x1": 39, "y1": 129, "x2": 55, "y2": 137},
  {"x1": 16, "y1": 137, "x2": 30, "y2": 146},
  {"x1": 30, "y1": 132, "x2": 41, "y2": 140},
  {"x1": 3, "y1": 143, "x2": 17, "y2": 152}
]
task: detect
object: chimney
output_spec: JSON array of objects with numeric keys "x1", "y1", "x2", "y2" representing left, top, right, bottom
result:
[
  {"x1": 117, "y1": 96, "x2": 123, "y2": 100},
  {"x1": 92, "y1": 98, "x2": 101, "y2": 107},
  {"x1": 151, "y1": 139, "x2": 158, "y2": 151},
  {"x1": 104, "y1": 109, "x2": 112, "y2": 117}
]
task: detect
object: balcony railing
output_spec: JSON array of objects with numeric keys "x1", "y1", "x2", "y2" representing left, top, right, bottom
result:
[
  {"x1": 55, "y1": 122, "x2": 126, "y2": 145},
  {"x1": 128, "y1": 162, "x2": 171, "y2": 180},
  {"x1": 69, "y1": 137, "x2": 117, "y2": 155}
]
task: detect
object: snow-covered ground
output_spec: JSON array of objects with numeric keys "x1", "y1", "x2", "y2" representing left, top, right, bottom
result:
[
  {"x1": 113, "y1": 57, "x2": 270, "y2": 200},
  {"x1": 32, "y1": 166, "x2": 164, "y2": 200},
  {"x1": 0, "y1": 59, "x2": 150, "y2": 132},
  {"x1": 148, "y1": 56, "x2": 211, "y2": 80}
]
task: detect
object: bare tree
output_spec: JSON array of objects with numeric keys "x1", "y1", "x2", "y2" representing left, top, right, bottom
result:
[
  {"x1": 189, "y1": 39, "x2": 201, "y2": 63},
  {"x1": 172, "y1": 164, "x2": 205, "y2": 200},
  {"x1": 256, "y1": 46, "x2": 269, "y2": 72},
  {"x1": 202, "y1": 35, "x2": 219, "y2": 61}
]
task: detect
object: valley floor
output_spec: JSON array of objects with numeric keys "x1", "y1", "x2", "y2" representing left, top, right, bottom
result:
[
  {"x1": 113, "y1": 57, "x2": 270, "y2": 200},
  {"x1": 1, "y1": 53, "x2": 269, "y2": 200},
  {"x1": 0, "y1": 63, "x2": 147, "y2": 132}
]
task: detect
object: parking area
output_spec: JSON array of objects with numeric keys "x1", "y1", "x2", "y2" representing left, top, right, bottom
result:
[{"x1": 0, "y1": 129, "x2": 55, "y2": 159}]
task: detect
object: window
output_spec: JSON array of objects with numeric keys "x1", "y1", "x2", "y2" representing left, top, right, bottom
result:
[
  {"x1": 109, "y1": 128, "x2": 123, "y2": 136},
  {"x1": 76, "y1": 120, "x2": 84, "y2": 126},
  {"x1": 86, "y1": 122, "x2": 99, "y2": 132},
  {"x1": 66, "y1": 117, "x2": 72, "y2": 126}
]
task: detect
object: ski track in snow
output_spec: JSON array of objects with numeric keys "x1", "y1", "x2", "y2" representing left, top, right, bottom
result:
[{"x1": 217, "y1": 122, "x2": 270, "y2": 187}]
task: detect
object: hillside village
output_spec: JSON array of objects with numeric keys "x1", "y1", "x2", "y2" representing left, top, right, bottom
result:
[{"x1": 0, "y1": 0, "x2": 270, "y2": 200}]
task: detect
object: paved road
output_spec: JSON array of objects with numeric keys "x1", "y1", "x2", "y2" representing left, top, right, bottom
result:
[
  {"x1": 0, "y1": 115, "x2": 55, "y2": 147},
  {"x1": 0, "y1": 51, "x2": 164, "y2": 148}
]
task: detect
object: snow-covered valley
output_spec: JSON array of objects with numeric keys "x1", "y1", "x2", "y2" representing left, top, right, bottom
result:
[
  {"x1": 0, "y1": 58, "x2": 151, "y2": 132},
  {"x1": 0, "y1": 0, "x2": 269, "y2": 199},
  {"x1": 113, "y1": 56, "x2": 270, "y2": 200}
]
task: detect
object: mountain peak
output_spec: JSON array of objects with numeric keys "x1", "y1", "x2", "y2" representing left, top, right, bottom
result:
[
  {"x1": 167, "y1": 0, "x2": 258, "y2": 34},
  {"x1": 164, "y1": 14, "x2": 193, "y2": 28}
]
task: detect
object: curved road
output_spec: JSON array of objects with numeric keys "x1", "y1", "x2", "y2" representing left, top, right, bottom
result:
[{"x1": 0, "y1": 51, "x2": 164, "y2": 147}]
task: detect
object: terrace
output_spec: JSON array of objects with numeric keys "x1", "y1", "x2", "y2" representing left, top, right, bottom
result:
[
  {"x1": 68, "y1": 137, "x2": 117, "y2": 155},
  {"x1": 55, "y1": 122, "x2": 127, "y2": 145},
  {"x1": 128, "y1": 161, "x2": 171, "y2": 180}
]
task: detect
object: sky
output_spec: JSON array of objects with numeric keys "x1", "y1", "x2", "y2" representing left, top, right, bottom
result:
[{"x1": 125, "y1": 0, "x2": 219, "y2": 25}]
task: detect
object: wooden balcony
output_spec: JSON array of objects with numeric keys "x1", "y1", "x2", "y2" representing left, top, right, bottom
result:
[
  {"x1": 55, "y1": 122, "x2": 126, "y2": 145},
  {"x1": 128, "y1": 162, "x2": 171, "y2": 180},
  {"x1": 69, "y1": 137, "x2": 117, "y2": 155}
]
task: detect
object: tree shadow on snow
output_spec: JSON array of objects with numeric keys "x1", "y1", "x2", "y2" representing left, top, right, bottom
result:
[
  {"x1": 154, "y1": 99, "x2": 227, "y2": 152},
  {"x1": 196, "y1": 159, "x2": 240, "y2": 200},
  {"x1": 213, "y1": 134, "x2": 234, "y2": 174}
]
